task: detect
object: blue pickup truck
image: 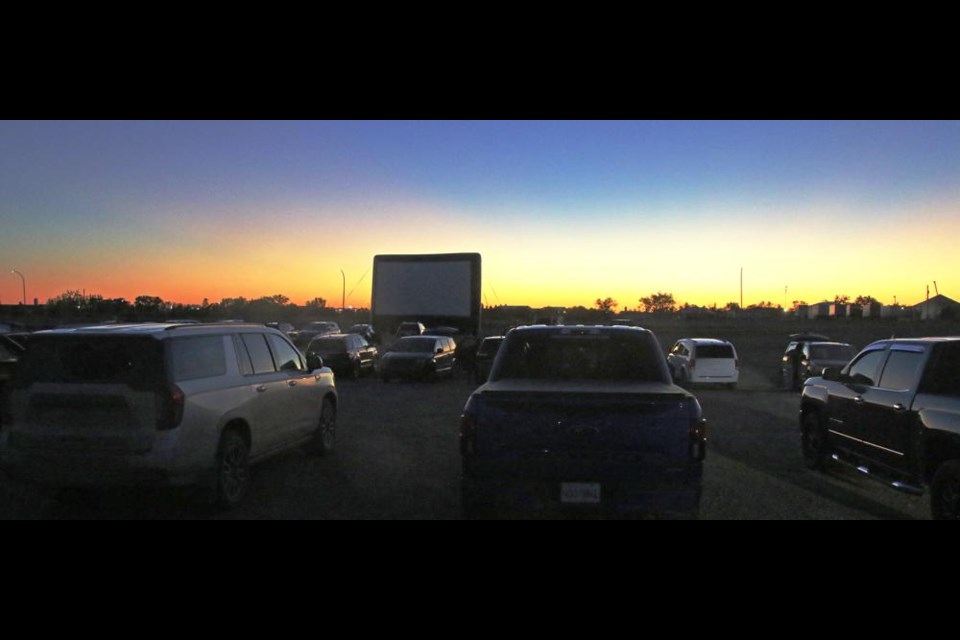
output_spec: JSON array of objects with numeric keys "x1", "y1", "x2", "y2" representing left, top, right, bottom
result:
[{"x1": 459, "y1": 325, "x2": 706, "y2": 519}]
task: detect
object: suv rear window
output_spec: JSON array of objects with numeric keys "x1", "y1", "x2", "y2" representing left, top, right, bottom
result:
[
  {"x1": 309, "y1": 337, "x2": 348, "y2": 353},
  {"x1": 12, "y1": 336, "x2": 165, "y2": 389},
  {"x1": 695, "y1": 344, "x2": 734, "y2": 359},
  {"x1": 494, "y1": 332, "x2": 666, "y2": 382}
]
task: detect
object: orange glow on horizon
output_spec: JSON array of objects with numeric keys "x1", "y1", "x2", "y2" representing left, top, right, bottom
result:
[{"x1": 4, "y1": 198, "x2": 960, "y2": 311}]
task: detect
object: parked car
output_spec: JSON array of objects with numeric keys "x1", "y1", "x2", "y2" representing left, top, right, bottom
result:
[
  {"x1": 474, "y1": 336, "x2": 505, "y2": 383},
  {"x1": 459, "y1": 325, "x2": 705, "y2": 519},
  {"x1": 426, "y1": 326, "x2": 460, "y2": 337},
  {"x1": 779, "y1": 333, "x2": 830, "y2": 389},
  {"x1": 667, "y1": 338, "x2": 739, "y2": 389},
  {"x1": 346, "y1": 323, "x2": 378, "y2": 344},
  {"x1": 395, "y1": 321, "x2": 426, "y2": 338},
  {"x1": 266, "y1": 321, "x2": 296, "y2": 335},
  {"x1": 0, "y1": 323, "x2": 338, "y2": 509},
  {"x1": 307, "y1": 333, "x2": 378, "y2": 379},
  {"x1": 800, "y1": 337, "x2": 960, "y2": 519},
  {"x1": 379, "y1": 335, "x2": 456, "y2": 382},
  {"x1": 781, "y1": 341, "x2": 855, "y2": 390},
  {"x1": 0, "y1": 334, "x2": 27, "y2": 428},
  {"x1": 292, "y1": 321, "x2": 341, "y2": 349}
]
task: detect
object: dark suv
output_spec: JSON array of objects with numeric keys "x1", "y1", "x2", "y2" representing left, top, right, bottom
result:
[
  {"x1": 306, "y1": 333, "x2": 378, "y2": 379},
  {"x1": 781, "y1": 340, "x2": 855, "y2": 390},
  {"x1": 379, "y1": 335, "x2": 456, "y2": 382}
]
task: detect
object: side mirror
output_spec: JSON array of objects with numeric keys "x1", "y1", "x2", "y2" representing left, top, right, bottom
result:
[
  {"x1": 436, "y1": 348, "x2": 443, "y2": 354},
  {"x1": 306, "y1": 352, "x2": 324, "y2": 371},
  {"x1": 821, "y1": 367, "x2": 841, "y2": 382}
]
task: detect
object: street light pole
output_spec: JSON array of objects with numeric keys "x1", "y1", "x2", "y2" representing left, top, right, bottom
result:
[
  {"x1": 340, "y1": 269, "x2": 345, "y2": 311},
  {"x1": 11, "y1": 269, "x2": 25, "y2": 305}
]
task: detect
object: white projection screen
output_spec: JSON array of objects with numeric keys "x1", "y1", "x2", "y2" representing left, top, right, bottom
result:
[{"x1": 371, "y1": 253, "x2": 481, "y2": 334}]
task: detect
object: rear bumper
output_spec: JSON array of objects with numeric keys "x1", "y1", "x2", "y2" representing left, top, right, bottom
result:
[
  {"x1": 0, "y1": 432, "x2": 207, "y2": 488},
  {"x1": 462, "y1": 463, "x2": 703, "y2": 519},
  {"x1": 689, "y1": 373, "x2": 738, "y2": 384}
]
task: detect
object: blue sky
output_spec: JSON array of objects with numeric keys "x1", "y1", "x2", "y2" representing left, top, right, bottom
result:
[{"x1": 1, "y1": 120, "x2": 958, "y2": 308}]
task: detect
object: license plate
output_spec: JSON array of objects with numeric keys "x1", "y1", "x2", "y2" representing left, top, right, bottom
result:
[{"x1": 561, "y1": 482, "x2": 601, "y2": 504}]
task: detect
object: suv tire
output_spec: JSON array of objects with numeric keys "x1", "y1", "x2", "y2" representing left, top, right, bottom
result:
[
  {"x1": 216, "y1": 430, "x2": 250, "y2": 509},
  {"x1": 305, "y1": 397, "x2": 336, "y2": 456}
]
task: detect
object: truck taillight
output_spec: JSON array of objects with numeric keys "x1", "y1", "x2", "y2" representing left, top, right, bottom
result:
[
  {"x1": 459, "y1": 413, "x2": 477, "y2": 456},
  {"x1": 689, "y1": 357, "x2": 696, "y2": 369},
  {"x1": 689, "y1": 417, "x2": 706, "y2": 461},
  {"x1": 156, "y1": 383, "x2": 185, "y2": 430}
]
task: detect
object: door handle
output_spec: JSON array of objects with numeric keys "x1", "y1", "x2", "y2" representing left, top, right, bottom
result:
[
  {"x1": 892, "y1": 403, "x2": 906, "y2": 412},
  {"x1": 256, "y1": 385, "x2": 267, "y2": 393},
  {"x1": 853, "y1": 396, "x2": 864, "y2": 404},
  {"x1": 288, "y1": 380, "x2": 298, "y2": 387}
]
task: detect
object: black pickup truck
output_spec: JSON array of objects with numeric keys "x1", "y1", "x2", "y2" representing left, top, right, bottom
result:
[
  {"x1": 459, "y1": 325, "x2": 706, "y2": 519},
  {"x1": 800, "y1": 337, "x2": 960, "y2": 519}
]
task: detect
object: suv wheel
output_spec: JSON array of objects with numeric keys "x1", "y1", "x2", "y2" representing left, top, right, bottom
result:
[
  {"x1": 931, "y1": 460, "x2": 960, "y2": 520},
  {"x1": 216, "y1": 430, "x2": 250, "y2": 509},
  {"x1": 801, "y1": 411, "x2": 828, "y2": 471},
  {"x1": 305, "y1": 397, "x2": 336, "y2": 456}
]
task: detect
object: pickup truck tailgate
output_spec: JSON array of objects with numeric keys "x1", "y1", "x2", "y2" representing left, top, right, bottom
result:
[{"x1": 469, "y1": 382, "x2": 699, "y2": 476}]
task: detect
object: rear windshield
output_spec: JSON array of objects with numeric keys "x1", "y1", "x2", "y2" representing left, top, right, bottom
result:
[
  {"x1": 477, "y1": 339, "x2": 503, "y2": 357},
  {"x1": 493, "y1": 332, "x2": 668, "y2": 382},
  {"x1": 696, "y1": 344, "x2": 734, "y2": 359},
  {"x1": 309, "y1": 337, "x2": 347, "y2": 353},
  {"x1": 392, "y1": 338, "x2": 436, "y2": 353},
  {"x1": 809, "y1": 344, "x2": 854, "y2": 361},
  {"x1": 12, "y1": 335, "x2": 165, "y2": 389}
]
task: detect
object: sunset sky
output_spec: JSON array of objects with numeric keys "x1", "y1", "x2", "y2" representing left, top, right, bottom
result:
[{"x1": 2, "y1": 120, "x2": 958, "y2": 310}]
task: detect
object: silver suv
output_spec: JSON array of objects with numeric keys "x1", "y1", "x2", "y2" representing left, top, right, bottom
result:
[{"x1": 0, "y1": 323, "x2": 338, "y2": 508}]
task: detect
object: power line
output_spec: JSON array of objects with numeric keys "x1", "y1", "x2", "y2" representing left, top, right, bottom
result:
[{"x1": 345, "y1": 268, "x2": 371, "y2": 301}]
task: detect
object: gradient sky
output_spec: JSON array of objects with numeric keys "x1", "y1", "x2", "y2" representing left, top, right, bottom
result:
[{"x1": 2, "y1": 120, "x2": 958, "y2": 309}]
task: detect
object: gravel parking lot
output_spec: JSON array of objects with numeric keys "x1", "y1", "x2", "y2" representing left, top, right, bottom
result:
[{"x1": 0, "y1": 361, "x2": 932, "y2": 519}]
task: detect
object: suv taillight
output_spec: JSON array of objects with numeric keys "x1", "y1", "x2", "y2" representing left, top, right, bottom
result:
[
  {"x1": 156, "y1": 383, "x2": 185, "y2": 430},
  {"x1": 689, "y1": 418, "x2": 706, "y2": 461},
  {"x1": 459, "y1": 413, "x2": 477, "y2": 457},
  {"x1": 689, "y1": 357, "x2": 696, "y2": 369}
]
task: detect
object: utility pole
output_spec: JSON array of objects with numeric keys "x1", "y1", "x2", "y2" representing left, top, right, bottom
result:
[
  {"x1": 740, "y1": 268, "x2": 743, "y2": 309},
  {"x1": 340, "y1": 269, "x2": 345, "y2": 310}
]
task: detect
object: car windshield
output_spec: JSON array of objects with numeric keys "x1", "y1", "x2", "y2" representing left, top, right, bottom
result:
[
  {"x1": 391, "y1": 338, "x2": 436, "y2": 353},
  {"x1": 810, "y1": 344, "x2": 854, "y2": 361},
  {"x1": 494, "y1": 332, "x2": 666, "y2": 382}
]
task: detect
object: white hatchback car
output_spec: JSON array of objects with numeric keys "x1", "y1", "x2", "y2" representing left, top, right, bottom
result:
[
  {"x1": 0, "y1": 323, "x2": 338, "y2": 508},
  {"x1": 667, "y1": 338, "x2": 739, "y2": 389}
]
